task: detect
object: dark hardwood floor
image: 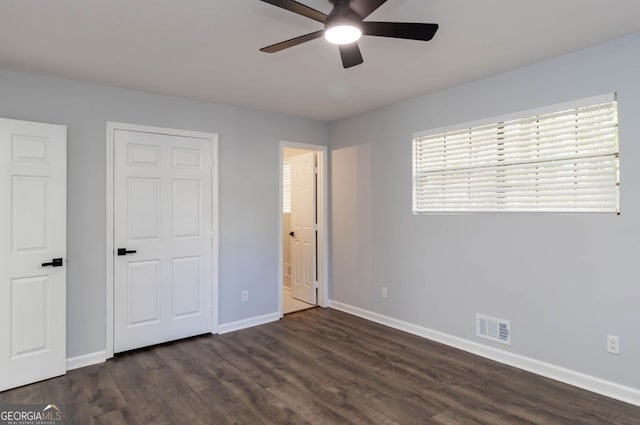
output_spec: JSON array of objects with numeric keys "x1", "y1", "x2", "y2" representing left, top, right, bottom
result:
[{"x1": 1, "y1": 308, "x2": 639, "y2": 424}]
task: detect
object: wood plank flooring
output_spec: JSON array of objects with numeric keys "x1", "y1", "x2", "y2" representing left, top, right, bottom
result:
[{"x1": 1, "y1": 308, "x2": 639, "y2": 424}]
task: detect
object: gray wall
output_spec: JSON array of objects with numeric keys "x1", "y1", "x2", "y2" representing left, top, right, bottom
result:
[
  {"x1": 0, "y1": 69, "x2": 328, "y2": 358},
  {"x1": 329, "y1": 33, "x2": 640, "y2": 389}
]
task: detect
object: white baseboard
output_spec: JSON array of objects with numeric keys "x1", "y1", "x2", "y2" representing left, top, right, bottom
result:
[
  {"x1": 329, "y1": 300, "x2": 640, "y2": 407},
  {"x1": 218, "y1": 312, "x2": 281, "y2": 334},
  {"x1": 66, "y1": 351, "x2": 106, "y2": 371},
  {"x1": 66, "y1": 313, "x2": 281, "y2": 370}
]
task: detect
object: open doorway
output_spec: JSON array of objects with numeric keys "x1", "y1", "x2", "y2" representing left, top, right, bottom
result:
[{"x1": 279, "y1": 142, "x2": 328, "y2": 316}]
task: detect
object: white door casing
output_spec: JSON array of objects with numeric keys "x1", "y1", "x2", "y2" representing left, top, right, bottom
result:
[
  {"x1": 113, "y1": 129, "x2": 213, "y2": 353},
  {"x1": 290, "y1": 152, "x2": 316, "y2": 305},
  {"x1": 0, "y1": 118, "x2": 67, "y2": 391}
]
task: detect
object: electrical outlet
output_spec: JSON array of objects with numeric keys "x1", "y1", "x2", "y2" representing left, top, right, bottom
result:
[
  {"x1": 381, "y1": 286, "x2": 387, "y2": 298},
  {"x1": 607, "y1": 335, "x2": 620, "y2": 355},
  {"x1": 242, "y1": 290, "x2": 249, "y2": 302}
]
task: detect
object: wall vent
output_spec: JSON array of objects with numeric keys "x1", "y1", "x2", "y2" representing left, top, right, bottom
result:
[{"x1": 476, "y1": 314, "x2": 511, "y2": 345}]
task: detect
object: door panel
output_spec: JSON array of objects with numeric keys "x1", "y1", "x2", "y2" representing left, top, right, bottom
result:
[
  {"x1": 11, "y1": 134, "x2": 50, "y2": 162},
  {"x1": 172, "y1": 179, "x2": 200, "y2": 238},
  {"x1": 127, "y1": 260, "x2": 161, "y2": 326},
  {"x1": 11, "y1": 275, "x2": 48, "y2": 357},
  {"x1": 128, "y1": 178, "x2": 161, "y2": 241},
  {"x1": 12, "y1": 176, "x2": 48, "y2": 252},
  {"x1": 128, "y1": 143, "x2": 160, "y2": 166},
  {"x1": 173, "y1": 148, "x2": 201, "y2": 168},
  {"x1": 0, "y1": 118, "x2": 67, "y2": 392},
  {"x1": 172, "y1": 256, "x2": 200, "y2": 317},
  {"x1": 290, "y1": 152, "x2": 316, "y2": 305},
  {"x1": 114, "y1": 129, "x2": 212, "y2": 353}
]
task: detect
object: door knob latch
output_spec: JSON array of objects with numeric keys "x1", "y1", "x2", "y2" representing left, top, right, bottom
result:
[
  {"x1": 117, "y1": 248, "x2": 137, "y2": 256},
  {"x1": 42, "y1": 258, "x2": 63, "y2": 267}
]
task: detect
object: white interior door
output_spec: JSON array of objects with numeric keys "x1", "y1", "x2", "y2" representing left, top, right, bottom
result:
[
  {"x1": 290, "y1": 152, "x2": 316, "y2": 304},
  {"x1": 0, "y1": 118, "x2": 66, "y2": 391},
  {"x1": 114, "y1": 129, "x2": 212, "y2": 353}
]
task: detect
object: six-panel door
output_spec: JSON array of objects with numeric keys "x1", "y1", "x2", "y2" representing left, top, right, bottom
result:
[
  {"x1": 290, "y1": 151, "x2": 316, "y2": 305},
  {"x1": 0, "y1": 118, "x2": 67, "y2": 391},
  {"x1": 113, "y1": 130, "x2": 213, "y2": 353}
]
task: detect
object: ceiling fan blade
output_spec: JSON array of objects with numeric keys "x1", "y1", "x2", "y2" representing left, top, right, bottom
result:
[
  {"x1": 348, "y1": 0, "x2": 388, "y2": 19},
  {"x1": 259, "y1": 0, "x2": 327, "y2": 23},
  {"x1": 339, "y1": 43, "x2": 364, "y2": 68},
  {"x1": 362, "y1": 21, "x2": 439, "y2": 41},
  {"x1": 260, "y1": 30, "x2": 325, "y2": 53}
]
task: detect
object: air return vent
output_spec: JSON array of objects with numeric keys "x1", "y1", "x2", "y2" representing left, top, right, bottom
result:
[{"x1": 477, "y1": 314, "x2": 511, "y2": 345}]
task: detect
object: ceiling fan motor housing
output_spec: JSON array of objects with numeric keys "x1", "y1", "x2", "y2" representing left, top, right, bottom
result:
[
  {"x1": 328, "y1": 0, "x2": 362, "y2": 20},
  {"x1": 326, "y1": 9, "x2": 363, "y2": 30}
]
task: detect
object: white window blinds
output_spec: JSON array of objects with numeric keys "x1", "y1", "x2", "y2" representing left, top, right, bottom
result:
[
  {"x1": 412, "y1": 95, "x2": 619, "y2": 214},
  {"x1": 283, "y1": 160, "x2": 291, "y2": 213}
]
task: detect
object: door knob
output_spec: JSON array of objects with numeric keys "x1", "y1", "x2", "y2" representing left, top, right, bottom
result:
[
  {"x1": 42, "y1": 258, "x2": 63, "y2": 267},
  {"x1": 117, "y1": 248, "x2": 137, "y2": 256},
  {"x1": 289, "y1": 231, "x2": 295, "y2": 237}
]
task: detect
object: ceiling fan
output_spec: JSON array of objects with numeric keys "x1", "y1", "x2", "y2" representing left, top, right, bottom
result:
[{"x1": 258, "y1": 0, "x2": 439, "y2": 68}]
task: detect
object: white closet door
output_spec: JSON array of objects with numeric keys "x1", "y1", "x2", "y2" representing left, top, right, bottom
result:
[
  {"x1": 113, "y1": 129, "x2": 212, "y2": 353},
  {"x1": 0, "y1": 118, "x2": 67, "y2": 392},
  {"x1": 290, "y1": 152, "x2": 316, "y2": 305}
]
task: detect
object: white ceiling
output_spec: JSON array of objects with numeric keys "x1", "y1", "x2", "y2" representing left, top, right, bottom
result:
[{"x1": 0, "y1": 0, "x2": 639, "y2": 121}]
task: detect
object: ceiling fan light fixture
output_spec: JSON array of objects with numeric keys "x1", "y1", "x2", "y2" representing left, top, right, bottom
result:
[{"x1": 324, "y1": 24, "x2": 362, "y2": 45}]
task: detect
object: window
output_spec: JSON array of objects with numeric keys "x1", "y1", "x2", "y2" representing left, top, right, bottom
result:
[
  {"x1": 283, "y1": 160, "x2": 291, "y2": 213},
  {"x1": 412, "y1": 94, "x2": 619, "y2": 214}
]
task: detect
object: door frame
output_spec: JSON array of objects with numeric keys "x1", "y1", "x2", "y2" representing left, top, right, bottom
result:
[
  {"x1": 279, "y1": 141, "x2": 329, "y2": 316},
  {"x1": 105, "y1": 122, "x2": 218, "y2": 359}
]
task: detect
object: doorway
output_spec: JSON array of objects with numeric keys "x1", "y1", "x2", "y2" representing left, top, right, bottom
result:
[{"x1": 279, "y1": 142, "x2": 328, "y2": 316}]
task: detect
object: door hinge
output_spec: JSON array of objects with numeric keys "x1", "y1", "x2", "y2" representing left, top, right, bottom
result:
[
  {"x1": 314, "y1": 280, "x2": 318, "y2": 289},
  {"x1": 313, "y1": 223, "x2": 318, "y2": 231},
  {"x1": 314, "y1": 165, "x2": 318, "y2": 175}
]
